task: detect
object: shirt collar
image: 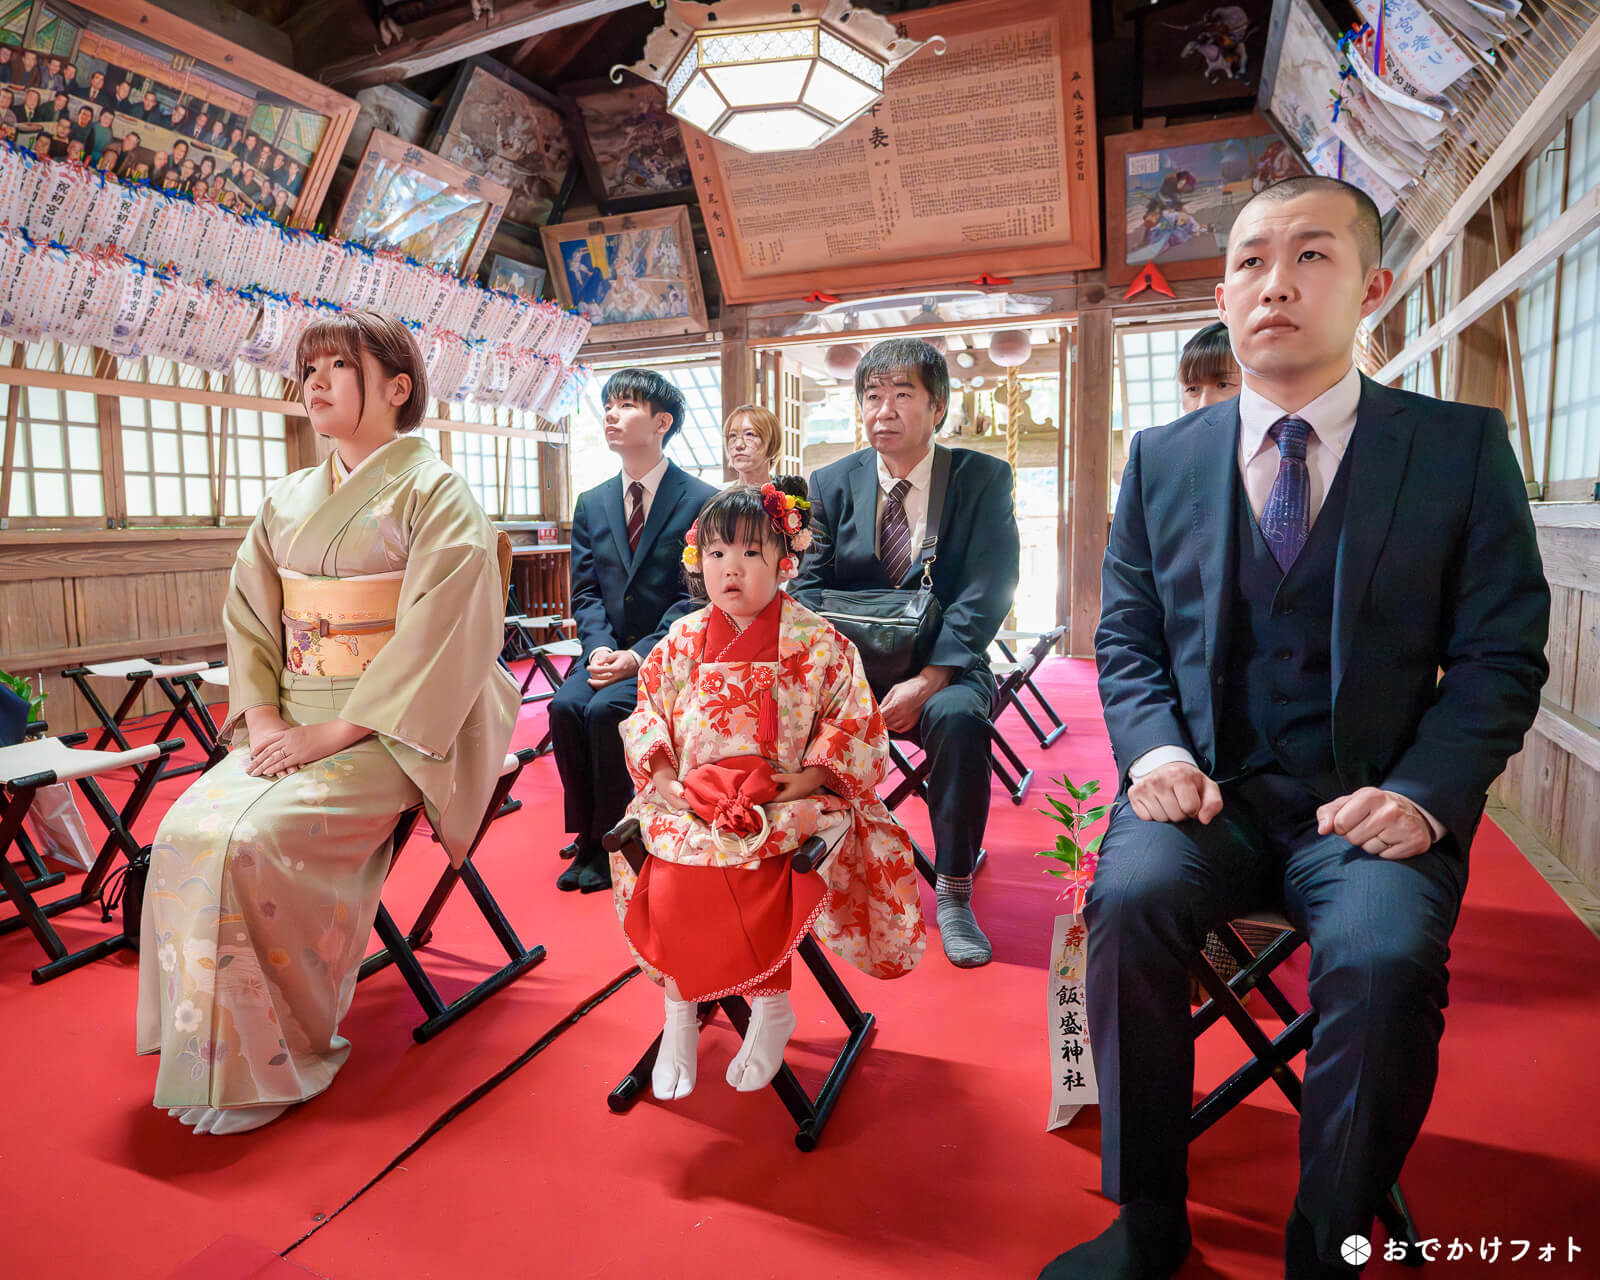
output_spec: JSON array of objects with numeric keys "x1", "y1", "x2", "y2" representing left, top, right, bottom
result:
[
  {"x1": 1238, "y1": 364, "x2": 1362, "y2": 461},
  {"x1": 875, "y1": 445, "x2": 935, "y2": 495},
  {"x1": 623, "y1": 455, "x2": 670, "y2": 496}
]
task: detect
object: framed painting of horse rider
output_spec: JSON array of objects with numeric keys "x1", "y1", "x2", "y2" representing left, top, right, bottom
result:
[{"x1": 1137, "y1": 0, "x2": 1272, "y2": 120}]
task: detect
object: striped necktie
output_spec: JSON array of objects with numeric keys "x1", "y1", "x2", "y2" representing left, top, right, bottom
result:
[
  {"x1": 1260, "y1": 416, "x2": 1313, "y2": 572},
  {"x1": 879, "y1": 479, "x2": 913, "y2": 584},
  {"x1": 625, "y1": 480, "x2": 645, "y2": 553}
]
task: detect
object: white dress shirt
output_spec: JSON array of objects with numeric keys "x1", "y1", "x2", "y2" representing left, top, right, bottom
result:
[
  {"x1": 873, "y1": 445, "x2": 935, "y2": 559},
  {"x1": 621, "y1": 454, "x2": 670, "y2": 526},
  {"x1": 1129, "y1": 366, "x2": 1442, "y2": 839}
]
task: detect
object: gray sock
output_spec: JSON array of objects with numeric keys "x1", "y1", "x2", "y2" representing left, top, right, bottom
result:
[{"x1": 935, "y1": 873, "x2": 991, "y2": 968}]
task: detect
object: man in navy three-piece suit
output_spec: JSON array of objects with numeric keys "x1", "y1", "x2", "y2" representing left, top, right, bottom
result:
[
  {"x1": 1042, "y1": 178, "x2": 1549, "y2": 1278},
  {"x1": 550, "y1": 369, "x2": 716, "y2": 892}
]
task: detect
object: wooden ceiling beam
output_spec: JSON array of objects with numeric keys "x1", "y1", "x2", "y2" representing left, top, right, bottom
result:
[
  {"x1": 530, "y1": 11, "x2": 614, "y2": 80},
  {"x1": 319, "y1": 0, "x2": 639, "y2": 90}
]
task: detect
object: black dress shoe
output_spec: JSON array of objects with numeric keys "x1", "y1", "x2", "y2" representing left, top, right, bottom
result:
[
  {"x1": 577, "y1": 852, "x2": 612, "y2": 894},
  {"x1": 1285, "y1": 1204, "x2": 1362, "y2": 1278},
  {"x1": 556, "y1": 859, "x2": 584, "y2": 891},
  {"x1": 1038, "y1": 1206, "x2": 1191, "y2": 1280}
]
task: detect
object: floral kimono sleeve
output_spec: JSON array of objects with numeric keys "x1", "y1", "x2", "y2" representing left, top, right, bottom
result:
[
  {"x1": 219, "y1": 493, "x2": 285, "y2": 741},
  {"x1": 801, "y1": 636, "x2": 890, "y2": 801},
  {"x1": 622, "y1": 630, "x2": 685, "y2": 788}
]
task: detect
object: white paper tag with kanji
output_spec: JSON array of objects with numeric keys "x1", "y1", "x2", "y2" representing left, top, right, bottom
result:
[{"x1": 1047, "y1": 911, "x2": 1098, "y2": 1130}]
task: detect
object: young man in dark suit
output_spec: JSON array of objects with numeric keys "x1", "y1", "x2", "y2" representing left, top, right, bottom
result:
[
  {"x1": 550, "y1": 368, "x2": 716, "y2": 893},
  {"x1": 793, "y1": 338, "x2": 1020, "y2": 968},
  {"x1": 1042, "y1": 176, "x2": 1549, "y2": 1280}
]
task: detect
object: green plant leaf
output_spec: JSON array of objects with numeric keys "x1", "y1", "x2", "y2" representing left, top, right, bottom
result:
[
  {"x1": 1087, "y1": 833, "x2": 1105, "y2": 854},
  {"x1": 1083, "y1": 805, "x2": 1109, "y2": 824},
  {"x1": 1082, "y1": 779, "x2": 1100, "y2": 796}
]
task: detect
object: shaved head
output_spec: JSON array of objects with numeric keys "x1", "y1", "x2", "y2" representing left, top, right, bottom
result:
[{"x1": 1239, "y1": 175, "x2": 1383, "y2": 272}]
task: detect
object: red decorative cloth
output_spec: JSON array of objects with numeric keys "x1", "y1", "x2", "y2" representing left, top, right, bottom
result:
[{"x1": 681, "y1": 756, "x2": 779, "y2": 838}]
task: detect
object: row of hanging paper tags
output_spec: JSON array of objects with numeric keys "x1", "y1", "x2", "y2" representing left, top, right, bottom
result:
[{"x1": 0, "y1": 142, "x2": 592, "y2": 421}]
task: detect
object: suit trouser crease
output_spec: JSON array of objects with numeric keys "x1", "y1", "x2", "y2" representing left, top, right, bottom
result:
[
  {"x1": 550, "y1": 663, "x2": 639, "y2": 849},
  {"x1": 904, "y1": 667, "x2": 992, "y2": 878}
]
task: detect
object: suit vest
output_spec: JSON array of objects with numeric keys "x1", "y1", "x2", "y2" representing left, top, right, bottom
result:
[{"x1": 1214, "y1": 455, "x2": 1352, "y2": 797}]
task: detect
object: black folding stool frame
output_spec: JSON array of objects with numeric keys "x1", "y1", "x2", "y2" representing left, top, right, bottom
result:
[
  {"x1": 64, "y1": 659, "x2": 226, "y2": 782},
  {"x1": 0, "y1": 721, "x2": 66, "y2": 905},
  {"x1": 0, "y1": 731, "x2": 183, "y2": 982},
  {"x1": 1189, "y1": 915, "x2": 1425, "y2": 1266},
  {"x1": 602, "y1": 817, "x2": 875, "y2": 1152},
  {"x1": 991, "y1": 625, "x2": 1068, "y2": 749},
  {"x1": 358, "y1": 746, "x2": 546, "y2": 1042}
]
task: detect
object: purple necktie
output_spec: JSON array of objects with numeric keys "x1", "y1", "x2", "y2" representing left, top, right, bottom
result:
[{"x1": 1260, "y1": 416, "x2": 1312, "y2": 572}]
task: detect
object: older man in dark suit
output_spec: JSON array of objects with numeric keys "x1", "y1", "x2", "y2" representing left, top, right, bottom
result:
[
  {"x1": 549, "y1": 368, "x2": 716, "y2": 893},
  {"x1": 794, "y1": 338, "x2": 1020, "y2": 968},
  {"x1": 1040, "y1": 176, "x2": 1549, "y2": 1280}
]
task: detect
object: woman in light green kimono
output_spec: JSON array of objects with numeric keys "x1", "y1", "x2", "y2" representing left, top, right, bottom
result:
[{"x1": 137, "y1": 311, "x2": 519, "y2": 1136}]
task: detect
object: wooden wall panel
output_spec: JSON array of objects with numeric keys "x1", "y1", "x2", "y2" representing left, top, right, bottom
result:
[
  {"x1": 1544, "y1": 585, "x2": 1582, "y2": 711},
  {"x1": 1496, "y1": 730, "x2": 1570, "y2": 853},
  {"x1": 1572, "y1": 589, "x2": 1600, "y2": 729},
  {"x1": 1558, "y1": 754, "x2": 1600, "y2": 891}
]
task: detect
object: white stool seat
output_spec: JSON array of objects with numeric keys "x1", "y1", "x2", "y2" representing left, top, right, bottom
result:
[
  {"x1": 500, "y1": 752, "x2": 521, "y2": 776},
  {"x1": 989, "y1": 659, "x2": 1022, "y2": 676},
  {"x1": 538, "y1": 639, "x2": 582, "y2": 658},
  {"x1": 197, "y1": 666, "x2": 230, "y2": 688},
  {"x1": 84, "y1": 658, "x2": 213, "y2": 680},
  {"x1": 994, "y1": 629, "x2": 1044, "y2": 642},
  {"x1": 0, "y1": 736, "x2": 164, "y2": 785}
]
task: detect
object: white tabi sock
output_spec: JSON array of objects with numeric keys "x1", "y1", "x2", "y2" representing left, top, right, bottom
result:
[
  {"x1": 726, "y1": 993, "x2": 797, "y2": 1092},
  {"x1": 192, "y1": 1104, "x2": 289, "y2": 1136},
  {"x1": 653, "y1": 994, "x2": 701, "y2": 1101}
]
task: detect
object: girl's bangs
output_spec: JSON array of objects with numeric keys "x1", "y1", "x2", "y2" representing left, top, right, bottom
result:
[{"x1": 294, "y1": 318, "x2": 365, "y2": 380}]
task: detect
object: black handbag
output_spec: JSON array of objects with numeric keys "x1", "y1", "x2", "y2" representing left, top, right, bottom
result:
[{"x1": 815, "y1": 448, "x2": 949, "y2": 699}]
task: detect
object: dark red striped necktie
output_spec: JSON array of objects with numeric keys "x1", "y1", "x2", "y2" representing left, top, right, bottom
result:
[{"x1": 626, "y1": 480, "x2": 645, "y2": 553}]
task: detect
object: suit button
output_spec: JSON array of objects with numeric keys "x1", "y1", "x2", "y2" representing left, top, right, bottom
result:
[
  {"x1": 1214, "y1": 675, "x2": 1224, "y2": 687},
  {"x1": 1276, "y1": 649, "x2": 1293, "y2": 661},
  {"x1": 1272, "y1": 693, "x2": 1289, "y2": 706},
  {"x1": 1282, "y1": 605, "x2": 1297, "y2": 616}
]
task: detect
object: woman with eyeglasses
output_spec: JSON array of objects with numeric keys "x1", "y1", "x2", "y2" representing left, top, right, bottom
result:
[{"x1": 722, "y1": 403, "x2": 781, "y2": 488}]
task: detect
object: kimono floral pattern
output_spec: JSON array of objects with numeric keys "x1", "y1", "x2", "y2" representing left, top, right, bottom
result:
[{"x1": 614, "y1": 595, "x2": 925, "y2": 982}]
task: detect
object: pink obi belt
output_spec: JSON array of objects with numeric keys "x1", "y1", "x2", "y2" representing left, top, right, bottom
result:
[{"x1": 281, "y1": 575, "x2": 400, "y2": 678}]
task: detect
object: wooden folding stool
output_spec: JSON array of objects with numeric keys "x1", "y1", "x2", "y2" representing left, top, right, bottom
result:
[
  {"x1": 63, "y1": 658, "x2": 226, "y2": 781},
  {"x1": 1190, "y1": 910, "x2": 1425, "y2": 1266},
  {"x1": 991, "y1": 627, "x2": 1068, "y2": 749},
  {"x1": 603, "y1": 818, "x2": 875, "y2": 1152},
  {"x1": 358, "y1": 747, "x2": 546, "y2": 1042},
  {"x1": 0, "y1": 732, "x2": 182, "y2": 982},
  {"x1": 0, "y1": 720, "x2": 67, "y2": 905}
]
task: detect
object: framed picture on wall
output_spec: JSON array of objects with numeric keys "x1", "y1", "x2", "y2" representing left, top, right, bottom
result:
[
  {"x1": 429, "y1": 55, "x2": 575, "y2": 232},
  {"x1": 539, "y1": 206, "x2": 707, "y2": 343},
  {"x1": 1138, "y1": 0, "x2": 1272, "y2": 119},
  {"x1": 486, "y1": 253, "x2": 547, "y2": 301},
  {"x1": 335, "y1": 130, "x2": 511, "y2": 277},
  {"x1": 561, "y1": 75, "x2": 694, "y2": 214},
  {"x1": 344, "y1": 83, "x2": 436, "y2": 164},
  {"x1": 0, "y1": 0, "x2": 356, "y2": 226},
  {"x1": 1103, "y1": 113, "x2": 1305, "y2": 286}
]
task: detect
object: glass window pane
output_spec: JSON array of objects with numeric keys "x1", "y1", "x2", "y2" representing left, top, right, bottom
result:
[
  {"x1": 263, "y1": 439, "x2": 288, "y2": 476},
  {"x1": 185, "y1": 477, "x2": 212, "y2": 516},
  {"x1": 152, "y1": 432, "x2": 181, "y2": 471},
  {"x1": 29, "y1": 422, "x2": 64, "y2": 469},
  {"x1": 65, "y1": 391, "x2": 98, "y2": 423},
  {"x1": 150, "y1": 400, "x2": 177, "y2": 430},
  {"x1": 126, "y1": 478, "x2": 153, "y2": 518},
  {"x1": 118, "y1": 396, "x2": 148, "y2": 427},
  {"x1": 26, "y1": 386, "x2": 59, "y2": 420},
  {"x1": 71, "y1": 473, "x2": 103, "y2": 515},
  {"x1": 68, "y1": 426, "x2": 100, "y2": 470},
  {"x1": 180, "y1": 402, "x2": 207, "y2": 433},
  {"x1": 155, "y1": 475, "x2": 183, "y2": 513},
  {"x1": 239, "y1": 478, "x2": 265, "y2": 512},
  {"x1": 122, "y1": 429, "x2": 150, "y2": 474},
  {"x1": 182, "y1": 432, "x2": 210, "y2": 473},
  {"x1": 33, "y1": 471, "x2": 68, "y2": 517}
]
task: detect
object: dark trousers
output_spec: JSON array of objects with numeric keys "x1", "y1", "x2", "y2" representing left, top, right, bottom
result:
[
  {"x1": 549, "y1": 660, "x2": 638, "y2": 853},
  {"x1": 900, "y1": 665, "x2": 994, "y2": 878},
  {"x1": 1084, "y1": 770, "x2": 1467, "y2": 1265}
]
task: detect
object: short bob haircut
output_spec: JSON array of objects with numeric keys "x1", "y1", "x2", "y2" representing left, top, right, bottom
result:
[
  {"x1": 294, "y1": 310, "x2": 430, "y2": 434},
  {"x1": 853, "y1": 338, "x2": 950, "y2": 430},
  {"x1": 722, "y1": 403, "x2": 782, "y2": 463},
  {"x1": 601, "y1": 367, "x2": 687, "y2": 445},
  {"x1": 685, "y1": 474, "x2": 811, "y2": 597},
  {"x1": 1178, "y1": 321, "x2": 1238, "y2": 388}
]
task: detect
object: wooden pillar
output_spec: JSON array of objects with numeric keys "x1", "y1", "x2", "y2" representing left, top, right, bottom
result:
[
  {"x1": 1068, "y1": 309, "x2": 1112, "y2": 659},
  {"x1": 1055, "y1": 328, "x2": 1070, "y2": 649},
  {"x1": 720, "y1": 325, "x2": 751, "y2": 483}
]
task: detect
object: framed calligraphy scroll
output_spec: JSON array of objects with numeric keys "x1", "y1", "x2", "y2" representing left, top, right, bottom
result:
[
  {"x1": 539, "y1": 206, "x2": 708, "y2": 342},
  {"x1": 1104, "y1": 114, "x2": 1305, "y2": 287},
  {"x1": 0, "y1": 0, "x2": 357, "y2": 229},
  {"x1": 334, "y1": 130, "x2": 510, "y2": 277},
  {"x1": 681, "y1": 0, "x2": 1098, "y2": 306}
]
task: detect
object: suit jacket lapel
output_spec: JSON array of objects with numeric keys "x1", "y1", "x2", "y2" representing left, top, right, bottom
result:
[
  {"x1": 627, "y1": 461, "x2": 686, "y2": 580},
  {"x1": 1188, "y1": 402, "x2": 1240, "y2": 679},
  {"x1": 1332, "y1": 378, "x2": 1414, "y2": 694},
  {"x1": 602, "y1": 474, "x2": 630, "y2": 571},
  {"x1": 901, "y1": 445, "x2": 950, "y2": 587},
  {"x1": 850, "y1": 451, "x2": 881, "y2": 569}
]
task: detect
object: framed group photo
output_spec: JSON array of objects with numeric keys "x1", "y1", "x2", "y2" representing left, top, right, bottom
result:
[
  {"x1": 539, "y1": 206, "x2": 707, "y2": 343},
  {"x1": 335, "y1": 130, "x2": 511, "y2": 277},
  {"x1": 0, "y1": 0, "x2": 355, "y2": 226},
  {"x1": 561, "y1": 75, "x2": 694, "y2": 214},
  {"x1": 429, "y1": 55, "x2": 575, "y2": 232},
  {"x1": 1103, "y1": 113, "x2": 1304, "y2": 286}
]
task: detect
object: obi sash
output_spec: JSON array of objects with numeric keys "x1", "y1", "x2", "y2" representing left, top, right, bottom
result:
[{"x1": 281, "y1": 574, "x2": 401, "y2": 678}]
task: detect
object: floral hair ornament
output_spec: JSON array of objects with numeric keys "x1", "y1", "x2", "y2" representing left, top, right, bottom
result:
[
  {"x1": 778, "y1": 555, "x2": 797, "y2": 578},
  {"x1": 681, "y1": 521, "x2": 699, "y2": 571},
  {"x1": 759, "y1": 482, "x2": 811, "y2": 542}
]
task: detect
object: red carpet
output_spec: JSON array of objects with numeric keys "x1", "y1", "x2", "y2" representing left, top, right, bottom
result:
[{"x1": 4, "y1": 660, "x2": 1598, "y2": 1278}]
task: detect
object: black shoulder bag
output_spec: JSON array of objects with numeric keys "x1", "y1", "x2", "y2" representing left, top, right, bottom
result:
[{"x1": 814, "y1": 449, "x2": 949, "y2": 699}]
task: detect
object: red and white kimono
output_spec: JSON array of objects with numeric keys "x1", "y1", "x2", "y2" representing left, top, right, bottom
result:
[{"x1": 613, "y1": 592, "x2": 925, "y2": 1000}]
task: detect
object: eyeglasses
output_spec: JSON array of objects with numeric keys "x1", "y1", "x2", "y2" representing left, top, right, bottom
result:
[{"x1": 725, "y1": 430, "x2": 763, "y2": 446}]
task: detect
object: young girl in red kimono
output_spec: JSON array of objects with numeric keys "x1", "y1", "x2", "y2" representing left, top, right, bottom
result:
[{"x1": 612, "y1": 478, "x2": 925, "y2": 1101}]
